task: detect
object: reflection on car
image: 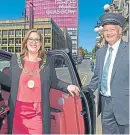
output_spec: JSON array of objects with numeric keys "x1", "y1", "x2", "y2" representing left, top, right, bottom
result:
[
  {"x1": 77, "y1": 56, "x2": 83, "y2": 64},
  {"x1": 54, "y1": 56, "x2": 65, "y2": 68}
]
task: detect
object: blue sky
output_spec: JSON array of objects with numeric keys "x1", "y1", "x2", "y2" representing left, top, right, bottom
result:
[
  {"x1": 79, "y1": 0, "x2": 112, "y2": 51},
  {"x1": 0, "y1": 0, "x2": 112, "y2": 52}
]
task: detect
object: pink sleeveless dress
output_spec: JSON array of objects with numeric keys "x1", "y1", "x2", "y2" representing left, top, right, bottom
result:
[{"x1": 12, "y1": 60, "x2": 42, "y2": 134}]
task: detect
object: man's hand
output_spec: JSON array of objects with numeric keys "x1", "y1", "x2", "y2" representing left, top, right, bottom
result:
[{"x1": 67, "y1": 85, "x2": 80, "y2": 97}]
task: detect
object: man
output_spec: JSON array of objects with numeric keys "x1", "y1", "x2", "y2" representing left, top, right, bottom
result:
[{"x1": 86, "y1": 13, "x2": 129, "y2": 134}]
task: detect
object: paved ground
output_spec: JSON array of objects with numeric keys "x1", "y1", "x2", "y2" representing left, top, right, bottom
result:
[
  {"x1": 94, "y1": 90, "x2": 102, "y2": 134},
  {"x1": 96, "y1": 114, "x2": 102, "y2": 134}
]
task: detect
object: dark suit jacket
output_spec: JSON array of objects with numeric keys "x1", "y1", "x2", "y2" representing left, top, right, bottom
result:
[
  {"x1": 0, "y1": 71, "x2": 10, "y2": 91},
  {"x1": 8, "y1": 54, "x2": 69, "y2": 134},
  {"x1": 87, "y1": 41, "x2": 129, "y2": 125}
]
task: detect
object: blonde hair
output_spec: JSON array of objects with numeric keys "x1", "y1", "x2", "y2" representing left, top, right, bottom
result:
[{"x1": 21, "y1": 29, "x2": 45, "y2": 59}]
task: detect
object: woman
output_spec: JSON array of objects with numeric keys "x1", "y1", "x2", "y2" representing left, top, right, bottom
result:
[{"x1": 8, "y1": 29, "x2": 80, "y2": 134}]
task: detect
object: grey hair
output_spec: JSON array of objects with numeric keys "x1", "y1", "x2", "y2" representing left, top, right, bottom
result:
[{"x1": 117, "y1": 25, "x2": 123, "y2": 30}]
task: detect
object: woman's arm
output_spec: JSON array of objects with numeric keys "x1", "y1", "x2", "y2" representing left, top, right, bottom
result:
[
  {"x1": 49, "y1": 58, "x2": 80, "y2": 96},
  {"x1": 50, "y1": 67, "x2": 80, "y2": 97}
]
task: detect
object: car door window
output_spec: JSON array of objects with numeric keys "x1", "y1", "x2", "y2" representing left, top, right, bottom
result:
[
  {"x1": 0, "y1": 58, "x2": 10, "y2": 71},
  {"x1": 53, "y1": 55, "x2": 72, "y2": 84}
]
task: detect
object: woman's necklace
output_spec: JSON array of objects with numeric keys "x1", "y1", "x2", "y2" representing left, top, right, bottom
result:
[{"x1": 17, "y1": 54, "x2": 45, "y2": 89}]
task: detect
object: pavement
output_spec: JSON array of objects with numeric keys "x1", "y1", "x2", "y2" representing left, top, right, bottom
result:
[{"x1": 96, "y1": 114, "x2": 102, "y2": 134}]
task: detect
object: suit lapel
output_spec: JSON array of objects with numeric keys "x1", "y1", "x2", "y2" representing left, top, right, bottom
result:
[
  {"x1": 40, "y1": 65, "x2": 45, "y2": 86},
  {"x1": 11, "y1": 55, "x2": 24, "y2": 105},
  {"x1": 111, "y1": 41, "x2": 126, "y2": 82},
  {"x1": 40, "y1": 62, "x2": 47, "y2": 103}
]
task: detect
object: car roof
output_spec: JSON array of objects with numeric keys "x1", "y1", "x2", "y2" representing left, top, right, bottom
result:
[{"x1": 0, "y1": 50, "x2": 12, "y2": 60}]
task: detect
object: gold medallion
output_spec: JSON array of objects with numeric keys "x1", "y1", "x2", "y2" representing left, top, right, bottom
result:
[{"x1": 27, "y1": 80, "x2": 35, "y2": 88}]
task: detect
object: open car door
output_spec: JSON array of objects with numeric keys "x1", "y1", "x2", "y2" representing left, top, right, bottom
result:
[{"x1": 47, "y1": 50, "x2": 96, "y2": 134}]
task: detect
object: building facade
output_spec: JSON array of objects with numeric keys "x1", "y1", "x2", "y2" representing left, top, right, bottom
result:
[
  {"x1": 26, "y1": 0, "x2": 78, "y2": 55},
  {"x1": 0, "y1": 18, "x2": 72, "y2": 54},
  {"x1": 112, "y1": 0, "x2": 129, "y2": 42}
]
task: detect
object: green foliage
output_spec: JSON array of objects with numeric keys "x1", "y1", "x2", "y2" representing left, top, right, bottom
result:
[
  {"x1": 79, "y1": 45, "x2": 99, "y2": 57},
  {"x1": 92, "y1": 47, "x2": 95, "y2": 54},
  {"x1": 84, "y1": 49, "x2": 88, "y2": 55}
]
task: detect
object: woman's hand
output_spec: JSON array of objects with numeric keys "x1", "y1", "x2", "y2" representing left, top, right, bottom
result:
[{"x1": 67, "y1": 85, "x2": 80, "y2": 97}]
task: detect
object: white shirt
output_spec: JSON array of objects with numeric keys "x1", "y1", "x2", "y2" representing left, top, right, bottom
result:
[{"x1": 102, "y1": 39, "x2": 121, "y2": 96}]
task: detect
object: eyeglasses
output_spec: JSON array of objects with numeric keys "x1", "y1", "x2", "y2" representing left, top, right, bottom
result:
[{"x1": 28, "y1": 38, "x2": 41, "y2": 43}]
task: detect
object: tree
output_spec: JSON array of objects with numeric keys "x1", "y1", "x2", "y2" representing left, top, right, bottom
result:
[
  {"x1": 83, "y1": 49, "x2": 88, "y2": 55},
  {"x1": 91, "y1": 45, "x2": 100, "y2": 59},
  {"x1": 92, "y1": 47, "x2": 95, "y2": 54}
]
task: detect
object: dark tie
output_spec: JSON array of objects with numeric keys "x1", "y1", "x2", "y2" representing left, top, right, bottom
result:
[{"x1": 101, "y1": 47, "x2": 113, "y2": 94}]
